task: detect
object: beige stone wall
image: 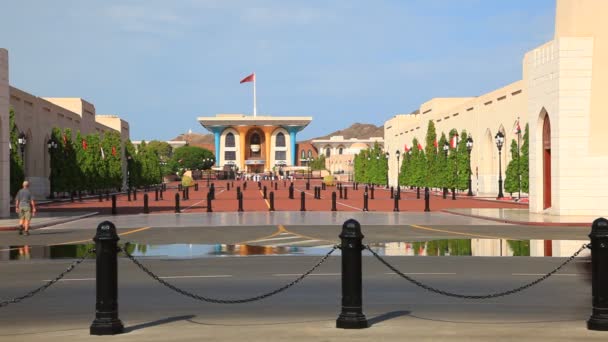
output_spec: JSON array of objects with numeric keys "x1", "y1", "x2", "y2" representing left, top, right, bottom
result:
[
  {"x1": 0, "y1": 49, "x2": 10, "y2": 217},
  {"x1": 8, "y1": 86, "x2": 129, "y2": 199},
  {"x1": 385, "y1": 83, "x2": 526, "y2": 195}
]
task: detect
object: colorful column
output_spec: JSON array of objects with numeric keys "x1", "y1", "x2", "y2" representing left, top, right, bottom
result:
[
  {"x1": 208, "y1": 126, "x2": 226, "y2": 166},
  {"x1": 286, "y1": 126, "x2": 299, "y2": 166}
]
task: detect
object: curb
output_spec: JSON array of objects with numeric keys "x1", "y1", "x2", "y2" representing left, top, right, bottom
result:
[
  {"x1": 441, "y1": 209, "x2": 589, "y2": 227},
  {"x1": 0, "y1": 211, "x2": 100, "y2": 231}
]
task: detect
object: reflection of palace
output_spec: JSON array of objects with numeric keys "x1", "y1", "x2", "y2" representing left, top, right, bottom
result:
[{"x1": 198, "y1": 115, "x2": 312, "y2": 174}]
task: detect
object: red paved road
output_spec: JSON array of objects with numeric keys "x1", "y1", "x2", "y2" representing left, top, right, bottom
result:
[{"x1": 39, "y1": 180, "x2": 525, "y2": 215}]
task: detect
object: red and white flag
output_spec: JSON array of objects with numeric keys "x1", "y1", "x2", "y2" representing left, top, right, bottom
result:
[
  {"x1": 433, "y1": 139, "x2": 438, "y2": 148},
  {"x1": 404, "y1": 144, "x2": 409, "y2": 152},
  {"x1": 240, "y1": 73, "x2": 255, "y2": 83},
  {"x1": 450, "y1": 136, "x2": 459, "y2": 148},
  {"x1": 82, "y1": 139, "x2": 88, "y2": 150},
  {"x1": 514, "y1": 120, "x2": 521, "y2": 134},
  {"x1": 111, "y1": 146, "x2": 117, "y2": 156},
  {"x1": 417, "y1": 143, "x2": 423, "y2": 151}
]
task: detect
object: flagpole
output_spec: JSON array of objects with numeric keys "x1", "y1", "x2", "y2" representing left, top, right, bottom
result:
[{"x1": 253, "y1": 73, "x2": 257, "y2": 117}]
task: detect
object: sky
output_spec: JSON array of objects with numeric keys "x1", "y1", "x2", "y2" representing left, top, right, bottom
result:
[{"x1": 0, "y1": 0, "x2": 555, "y2": 141}]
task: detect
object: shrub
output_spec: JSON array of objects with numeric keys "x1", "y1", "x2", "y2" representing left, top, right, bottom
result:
[
  {"x1": 323, "y1": 175, "x2": 336, "y2": 186},
  {"x1": 181, "y1": 175, "x2": 194, "y2": 187}
]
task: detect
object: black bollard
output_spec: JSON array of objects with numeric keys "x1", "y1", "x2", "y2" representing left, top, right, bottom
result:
[
  {"x1": 175, "y1": 193, "x2": 180, "y2": 213},
  {"x1": 452, "y1": 187, "x2": 457, "y2": 200},
  {"x1": 236, "y1": 186, "x2": 241, "y2": 199},
  {"x1": 127, "y1": 189, "x2": 131, "y2": 202},
  {"x1": 160, "y1": 189, "x2": 164, "y2": 200},
  {"x1": 306, "y1": 182, "x2": 310, "y2": 190},
  {"x1": 111, "y1": 195, "x2": 117, "y2": 215},
  {"x1": 143, "y1": 194, "x2": 149, "y2": 214},
  {"x1": 344, "y1": 187, "x2": 348, "y2": 200},
  {"x1": 588, "y1": 218, "x2": 608, "y2": 330},
  {"x1": 393, "y1": 194, "x2": 399, "y2": 212},
  {"x1": 364, "y1": 185, "x2": 368, "y2": 194},
  {"x1": 269, "y1": 192, "x2": 275, "y2": 211},
  {"x1": 106, "y1": 191, "x2": 110, "y2": 201},
  {"x1": 243, "y1": 182, "x2": 247, "y2": 190},
  {"x1": 443, "y1": 187, "x2": 448, "y2": 199},
  {"x1": 336, "y1": 219, "x2": 368, "y2": 329},
  {"x1": 424, "y1": 187, "x2": 430, "y2": 212},
  {"x1": 238, "y1": 192, "x2": 244, "y2": 212},
  {"x1": 194, "y1": 183, "x2": 199, "y2": 191},
  {"x1": 331, "y1": 192, "x2": 337, "y2": 212},
  {"x1": 417, "y1": 187, "x2": 420, "y2": 199},
  {"x1": 363, "y1": 192, "x2": 369, "y2": 212},
  {"x1": 258, "y1": 181, "x2": 262, "y2": 190},
  {"x1": 133, "y1": 189, "x2": 137, "y2": 201},
  {"x1": 339, "y1": 186, "x2": 343, "y2": 199},
  {"x1": 207, "y1": 192, "x2": 213, "y2": 213},
  {"x1": 370, "y1": 186, "x2": 375, "y2": 200},
  {"x1": 274, "y1": 182, "x2": 278, "y2": 191},
  {"x1": 284, "y1": 180, "x2": 286, "y2": 188},
  {"x1": 263, "y1": 186, "x2": 267, "y2": 199},
  {"x1": 210, "y1": 183, "x2": 215, "y2": 200},
  {"x1": 178, "y1": 184, "x2": 182, "y2": 191},
  {"x1": 289, "y1": 184, "x2": 294, "y2": 199},
  {"x1": 182, "y1": 189, "x2": 187, "y2": 201},
  {"x1": 99, "y1": 193, "x2": 103, "y2": 202},
  {"x1": 300, "y1": 191, "x2": 306, "y2": 211},
  {"x1": 155, "y1": 188, "x2": 159, "y2": 201},
  {"x1": 322, "y1": 183, "x2": 326, "y2": 191},
  {"x1": 79, "y1": 190, "x2": 83, "y2": 202},
  {"x1": 227, "y1": 183, "x2": 230, "y2": 191},
  {"x1": 90, "y1": 221, "x2": 124, "y2": 335},
  {"x1": 390, "y1": 186, "x2": 394, "y2": 199}
]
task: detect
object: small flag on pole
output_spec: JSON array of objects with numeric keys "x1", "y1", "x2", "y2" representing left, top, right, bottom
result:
[
  {"x1": 82, "y1": 139, "x2": 88, "y2": 150},
  {"x1": 111, "y1": 146, "x2": 117, "y2": 156},
  {"x1": 404, "y1": 144, "x2": 409, "y2": 152},
  {"x1": 433, "y1": 139, "x2": 438, "y2": 148},
  {"x1": 417, "y1": 143, "x2": 423, "y2": 151},
  {"x1": 514, "y1": 120, "x2": 521, "y2": 134},
  {"x1": 240, "y1": 73, "x2": 257, "y2": 117}
]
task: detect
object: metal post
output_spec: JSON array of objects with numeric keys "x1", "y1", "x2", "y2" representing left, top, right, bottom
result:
[
  {"x1": 133, "y1": 189, "x2": 137, "y2": 201},
  {"x1": 243, "y1": 181, "x2": 247, "y2": 190},
  {"x1": 274, "y1": 182, "x2": 278, "y2": 191},
  {"x1": 452, "y1": 186, "x2": 457, "y2": 200},
  {"x1": 289, "y1": 184, "x2": 294, "y2": 199},
  {"x1": 207, "y1": 192, "x2": 213, "y2": 213},
  {"x1": 370, "y1": 186, "x2": 374, "y2": 200},
  {"x1": 443, "y1": 187, "x2": 447, "y2": 199},
  {"x1": 143, "y1": 194, "x2": 149, "y2": 214},
  {"x1": 300, "y1": 191, "x2": 306, "y2": 211},
  {"x1": 160, "y1": 189, "x2": 164, "y2": 200},
  {"x1": 127, "y1": 189, "x2": 131, "y2": 202},
  {"x1": 339, "y1": 186, "x2": 343, "y2": 199},
  {"x1": 424, "y1": 187, "x2": 430, "y2": 212},
  {"x1": 106, "y1": 191, "x2": 110, "y2": 201},
  {"x1": 79, "y1": 190, "x2": 83, "y2": 202},
  {"x1": 363, "y1": 191, "x2": 369, "y2": 212},
  {"x1": 306, "y1": 182, "x2": 310, "y2": 190},
  {"x1": 90, "y1": 221, "x2": 124, "y2": 335},
  {"x1": 236, "y1": 186, "x2": 241, "y2": 199},
  {"x1": 227, "y1": 182, "x2": 230, "y2": 191},
  {"x1": 155, "y1": 188, "x2": 159, "y2": 201},
  {"x1": 269, "y1": 191, "x2": 275, "y2": 211},
  {"x1": 336, "y1": 219, "x2": 368, "y2": 329},
  {"x1": 416, "y1": 187, "x2": 420, "y2": 199},
  {"x1": 588, "y1": 217, "x2": 608, "y2": 331},
  {"x1": 194, "y1": 183, "x2": 199, "y2": 191},
  {"x1": 238, "y1": 192, "x2": 244, "y2": 212},
  {"x1": 393, "y1": 194, "x2": 399, "y2": 212},
  {"x1": 99, "y1": 193, "x2": 103, "y2": 202},
  {"x1": 258, "y1": 181, "x2": 262, "y2": 190},
  {"x1": 111, "y1": 195, "x2": 117, "y2": 215},
  {"x1": 263, "y1": 186, "x2": 267, "y2": 199},
  {"x1": 210, "y1": 183, "x2": 215, "y2": 200},
  {"x1": 182, "y1": 189, "x2": 186, "y2": 201},
  {"x1": 498, "y1": 149, "x2": 504, "y2": 199},
  {"x1": 390, "y1": 186, "x2": 394, "y2": 199},
  {"x1": 175, "y1": 193, "x2": 180, "y2": 213},
  {"x1": 468, "y1": 149, "x2": 474, "y2": 196},
  {"x1": 331, "y1": 192, "x2": 337, "y2": 211},
  {"x1": 344, "y1": 187, "x2": 348, "y2": 200}
]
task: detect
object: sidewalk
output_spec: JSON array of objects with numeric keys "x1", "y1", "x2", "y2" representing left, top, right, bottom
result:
[
  {"x1": 0, "y1": 211, "x2": 98, "y2": 231},
  {"x1": 443, "y1": 208, "x2": 597, "y2": 227}
]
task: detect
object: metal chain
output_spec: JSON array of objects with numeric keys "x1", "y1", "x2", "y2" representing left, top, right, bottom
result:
[
  {"x1": 0, "y1": 249, "x2": 94, "y2": 308},
  {"x1": 123, "y1": 245, "x2": 338, "y2": 304},
  {"x1": 366, "y1": 243, "x2": 589, "y2": 299}
]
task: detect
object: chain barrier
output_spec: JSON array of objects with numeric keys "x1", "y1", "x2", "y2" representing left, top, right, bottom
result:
[
  {"x1": 0, "y1": 249, "x2": 94, "y2": 308},
  {"x1": 122, "y1": 245, "x2": 339, "y2": 304},
  {"x1": 366, "y1": 243, "x2": 589, "y2": 300}
]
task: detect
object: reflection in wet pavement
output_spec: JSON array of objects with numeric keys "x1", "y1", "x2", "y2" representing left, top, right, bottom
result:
[{"x1": 0, "y1": 238, "x2": 590, "y2": 261}]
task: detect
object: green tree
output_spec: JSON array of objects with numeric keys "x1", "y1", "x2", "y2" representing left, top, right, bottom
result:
[
  {"x1": 147, "y1": 140, "x2": 173, "y2": 160},
  {"x1": 437, "y1": 133, "x2": 449, "y2": 188},
  {"x1": 456, "y1": 130, "x2": 471, "y2": 190},
  {"x1": 9, "y1": 108, "x2": 24, "y2": 197},
  {"x1": 170, "y1": 146, "x2": 214, "y2": 171},
  {"x1": 125, "y1": 139, "x2": 140, "y2": 188},
  {"x1": 410, "y1": 138, "x2": 426, "y2": 187},
  {"x1": 504, "y1": 139, "x2": 520, "y2": 195},
  {"x1": 309, "y1": 154, "x2": 326, "y2": 171},
  {"x1": 61, "y1": 128, "x2": 80, "y2": 193},
  {"x1": 447, "y1": 129, "x2": 459, "y2": 189},
  {"x1": 101, "y1": 131, "x2": 123, "y2": 190},
  {"x1": 424, "y1": 120, "x2": 439, "y2": 187},
  {"x1": 521, "y1": 124, "x2": 529, "y2": 193}
]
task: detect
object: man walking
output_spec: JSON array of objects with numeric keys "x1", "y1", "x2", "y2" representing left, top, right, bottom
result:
[{"x1": 16, "y1": 181, "x2": 36, "y2": 236}]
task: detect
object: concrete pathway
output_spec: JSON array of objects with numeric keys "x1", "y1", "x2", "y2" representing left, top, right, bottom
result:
[
  {"x1": 0, "y1": 211, "x2": 98, "y2": 231},
  {"x1": 444, "y1": 208, "x2": 598, "y2": 227}
]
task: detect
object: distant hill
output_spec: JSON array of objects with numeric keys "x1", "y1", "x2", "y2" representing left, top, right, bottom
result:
[
  {"x1": 170, "y1": 122, "x2": 384, "y2": 152},
  {"x1": 303, "y1": 123, "x2": 384, "y2": 142}
]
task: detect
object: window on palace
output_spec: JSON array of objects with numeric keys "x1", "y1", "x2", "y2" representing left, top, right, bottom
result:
[
  {"x1": 225, "y1": 133, "x2": 235, "y2": 147},
  {"x1": 338, "y1": 147, "x2": 343, "y2": 155},
  {"x1": 325, "y1": 148, "x2": 331, "y2": 157},
  {"x1": 301, "y1": 150, "x2": 306, "y2": 159},
  {"x1": 275, "y1": 151, "x2": 286, "y2": 161},
  {"x1": 250, "y1": 133, "x2": 261, "y2": 157},
  {"x1": 308, "y1": 150, "x2": 312, "y2": 158},
  {"x1": 224, "y1": 151, "x2": 236, "y2": 161},
  {"x1": 276, "y1": 132, "x2": 286, "y2": 147}
]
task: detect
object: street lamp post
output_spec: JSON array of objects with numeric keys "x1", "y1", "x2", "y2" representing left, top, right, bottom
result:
[
  {"x1": 47, "y1": 137, "x2": 58, "y2": 198},
  {"x1": 126, "y1": 155, "x2": 132, "y2": 190},
  {"x1": 495, "y1": 131, "x2": 505, "y2": 199},
  {"x1": 385, "y1": 152, "x2": 390, "y2": 188},
  {"x1": 395, "y1": 150, "x2": 401, "y2": 192},
  {"x1": 466, "y1": 137, "x2": 474, "y2": 196},
  {"x1": 18, "y1": 132, "x2": 27, "y2": 170},
  {"x1": 442, "y1": 142, "x2": 449, "y2": 199},
  {"x1": 205, "y1": 158, "x2": 214, "y2": 187},
  {"x1": 452, "y1": 133, "x2": 459, "y2": 201}
]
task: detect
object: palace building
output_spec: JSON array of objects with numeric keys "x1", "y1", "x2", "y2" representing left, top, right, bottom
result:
[
  {"x1": 197, "y1": 114, "x2": 312, "y2": 174},
  {"x1": 385, "y1": 0, "x2": 608, "y2": 216}
]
